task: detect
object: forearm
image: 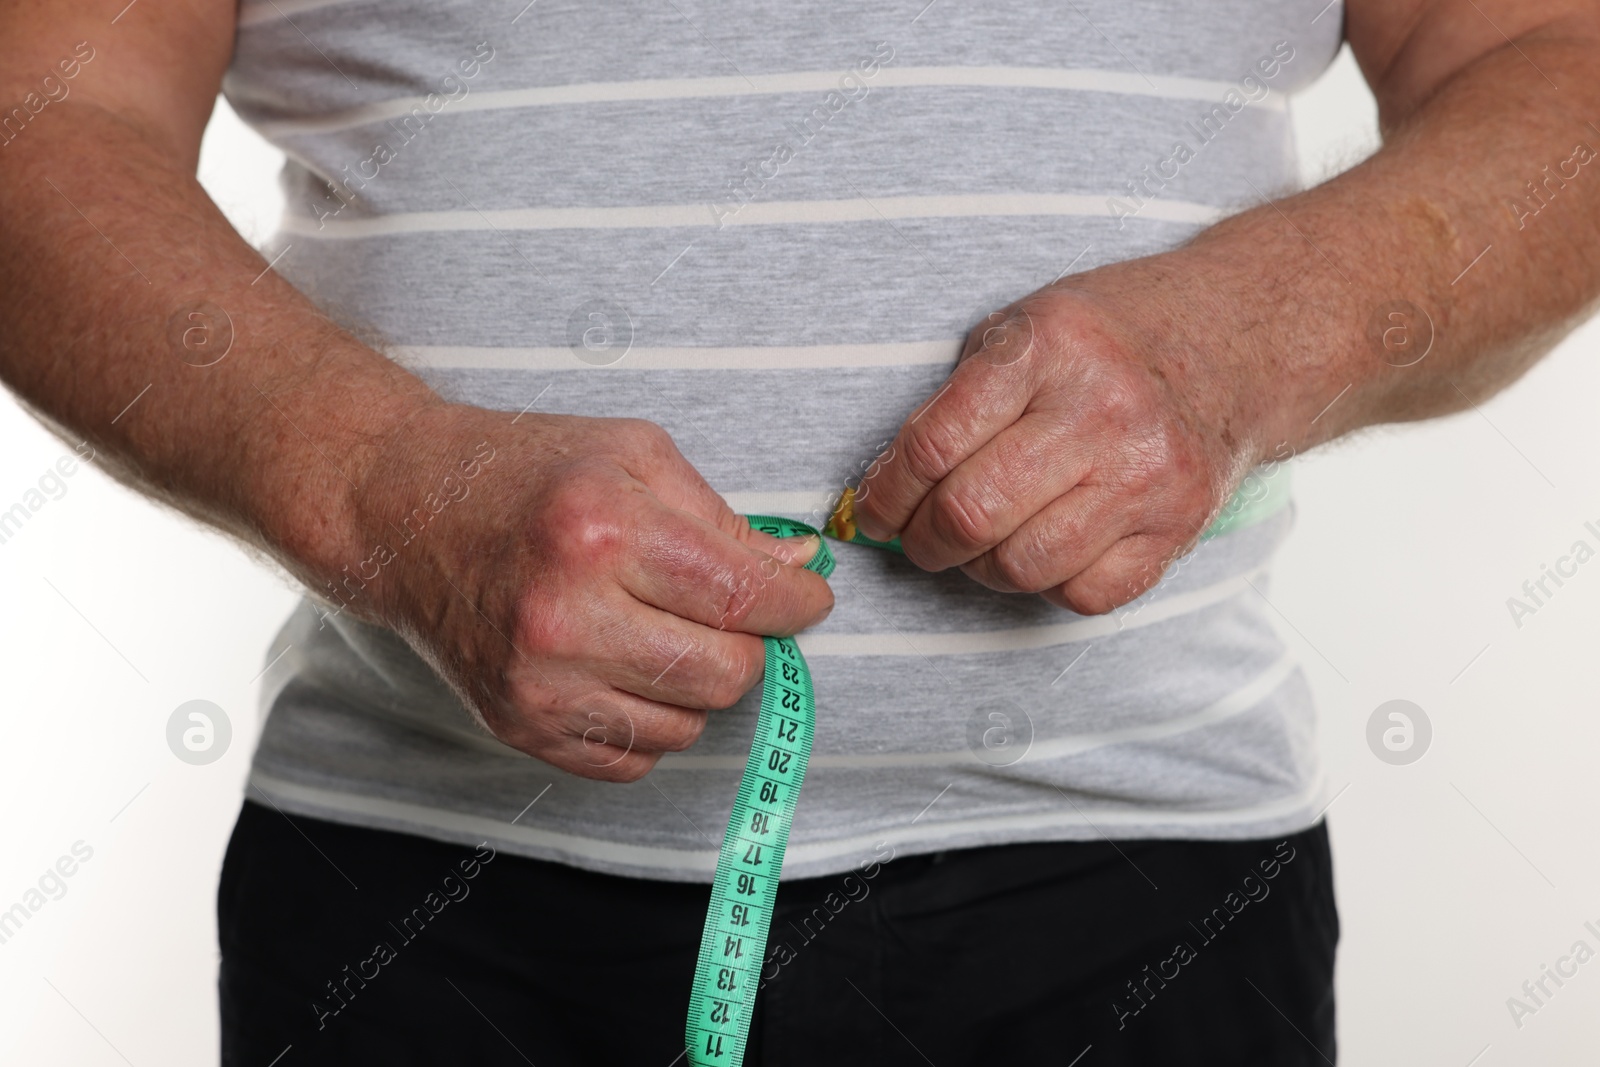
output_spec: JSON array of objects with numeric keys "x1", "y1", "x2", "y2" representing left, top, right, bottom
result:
[
  {"x1": 1108, "y1": 16, "x2": 1600, "y2": 465},
  {"x1": 0, "y1": 101, "x2": 445, "y2": 596}
]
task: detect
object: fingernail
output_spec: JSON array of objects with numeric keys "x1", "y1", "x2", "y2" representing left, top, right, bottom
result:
[
  {"x1": 786, "y1": 533, "x2": 821, "y2": 564},
  {"x1": 855, "y1": 517, "x2": 890, "y2": 542}
]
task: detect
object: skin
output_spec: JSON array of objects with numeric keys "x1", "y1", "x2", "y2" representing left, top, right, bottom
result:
[
  {"x1": 2, "y1": 0, "x2": 1597, "y2": 783},
  {"x1": 854, "y1": 0, "x2": 1600, "y2": 610}
]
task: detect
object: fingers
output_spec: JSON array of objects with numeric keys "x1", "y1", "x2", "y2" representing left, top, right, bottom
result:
[
  {"x1": 623, "y1": 504, "x2": 833, "y2": 636},
  {"x1": 653, "y1": 456, "x2": 815, "y2": 571},
  {"x1": 730, "y1": 521, "x2": 825, "y2": 571},
  {"x1": 959, "y1": 302, "x2": 1031, "y2": 363},
  {"x1": 621, "y1": 420, "x2": 818, "y2": 570},
  {"x1": 958, "y1": 484, "x2": 1135, "y2": 595},
  {"x1": 494, "y1": 596, "x2": 765, "y2": 781},
  {"x1": 503, "y1": 604, "x2": 774, "y2": 781},
  {"x1": 898, "y1": 410, "x2": 1092, "y2": 572},
  {"x1": 600, "y1": 599, "x2": 769, "y2": 711},
  {"x1": 431, "y1": 414, "x2": 841, "y2": 784},
  {"x1": 611, "y1": 417, "x2": 832, "y2": 623},
  {"x1": 853, "y1": 330, "x2": 1034, "y2": 542},
  {"x1": 502, "y1": 685, "x2": 708, "y2": 784},
  {"x1": 1042, "y1": 533, "x2": 1177, "y2": 615}
]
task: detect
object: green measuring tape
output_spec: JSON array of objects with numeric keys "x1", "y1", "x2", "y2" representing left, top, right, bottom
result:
[
  {"x1": 684, "y1": 469, "x2": 1293, "y2": 1063},
  {"x1": 684, "y1": 513, "x2": 840, "y2": 1066}
]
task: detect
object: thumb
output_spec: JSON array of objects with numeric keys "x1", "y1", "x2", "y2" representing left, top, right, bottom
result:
[
  {"x1": 733, "y1": 521, "x2": 823, "y2": 571},
  {"x1": 647, "y1": 447, "x2": 822, "y2": 570}
]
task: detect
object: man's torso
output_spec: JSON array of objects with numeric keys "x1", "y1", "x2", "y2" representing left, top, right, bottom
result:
[{"x1": 226, "y1": 0, "x2": 1343, "y2": 881}]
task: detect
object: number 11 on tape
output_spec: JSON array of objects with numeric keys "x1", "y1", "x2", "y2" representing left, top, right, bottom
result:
[{"x1": 685, "y1": 632, "x2": 817, "y2": 1063}]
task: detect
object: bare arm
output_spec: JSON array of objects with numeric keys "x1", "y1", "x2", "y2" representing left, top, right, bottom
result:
[
  {"x1": 1195, "y1": 0, "x2": 1600, "y2": 444},
  {"x1": 0, "y1": 0, "x2": 832, "y2": 780},
  {"x1": 0, "y1": 0, "x2": 438, "y2": 590},
  {"x1": 854, "y1": 0, "x2": 1600, "y2": 613}
]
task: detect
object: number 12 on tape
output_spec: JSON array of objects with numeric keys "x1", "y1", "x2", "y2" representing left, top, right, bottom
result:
[{"x1": 685, "y1": 632, "x2": 816, "y2": 1064}]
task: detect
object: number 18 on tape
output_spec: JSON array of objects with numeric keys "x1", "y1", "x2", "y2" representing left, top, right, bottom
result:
[
  {"x1": 685, "y1": 515, "x2": 831, "y2": 1065},
  {"x1": 686, "y1": 633, "x2": 814, "y2": 1063}
]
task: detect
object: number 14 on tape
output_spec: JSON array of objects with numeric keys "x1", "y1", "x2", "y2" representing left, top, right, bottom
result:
[{"x1": 685, "y1": 629, "x2": 816, "y2": 1064}]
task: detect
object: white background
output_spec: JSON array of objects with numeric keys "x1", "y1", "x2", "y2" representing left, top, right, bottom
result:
[{"x1": 4, "y1": 46, "x2": 1600, "y2": 1065}]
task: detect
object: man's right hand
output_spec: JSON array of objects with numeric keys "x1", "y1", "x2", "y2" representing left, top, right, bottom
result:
[
  {"x1": 350, "y1": 405, "x2": 835, "y2": 782},
  {"x1": 0, "y1": 0, "x2": 829, "y2": 785}
]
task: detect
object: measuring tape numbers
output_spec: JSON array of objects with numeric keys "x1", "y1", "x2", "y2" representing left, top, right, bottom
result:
[
  {"x1": 685, "y1": 472, "x2": 1291, "y2": 1063},
  {"x1": 685, "y1": 513, "x2": 836, "y2": 1065}
]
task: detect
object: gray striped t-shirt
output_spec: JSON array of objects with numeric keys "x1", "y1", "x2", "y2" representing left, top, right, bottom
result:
[{"x1": 227, "y1": 0, "x2": 1344, "y2": 881}]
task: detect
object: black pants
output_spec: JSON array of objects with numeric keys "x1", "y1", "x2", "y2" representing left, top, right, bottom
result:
[{"x1": 219, "y1": 801, "x2": 1337, "y2": 1066}]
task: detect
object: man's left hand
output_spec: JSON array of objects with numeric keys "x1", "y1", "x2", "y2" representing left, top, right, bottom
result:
[{"x1": 853, "y1": 260, "x2": 1283, "y2": 615}]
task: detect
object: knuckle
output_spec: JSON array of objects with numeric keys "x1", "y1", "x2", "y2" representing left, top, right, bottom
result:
[
  {"x1": 565, "y1": 510, "x2": 629, "y2": 561},
  {"x1": 1086, "y1": 375, "x2": 1148, "y2": 433},
  {"x1": 1062, "y1": 588, "x2": 1117, "y2": 616},
  {"x1": 512, "y1": 589, "x2": 575, "y2": 659},
  {"x1": 773, "y1": 574, "x2": 830, "y2": 633},
  {"x1": 579, "y1": 707, "x2": 635, "y2": 752},
  {"x1": 859, "y1": 445, "x2": 896, "y2": 487},
  {"x1": 804, "y1": 580, "x2": 836, "y2": 625},
  {"x1": 713, "y1": 566, "x2": 759, "y2": 631},
  {"x1": 539, "y1": 480, "x2": 631, "y2": 562},
  {"x1": 991, "y1": 541, "x2": 1048, "y2": 593},
  {"x1": 1026, "y1": 311, "x2": 1087, "y2": 375},
  {"x1": 1100, "y1": 425, "x2": 1192, "y2": 512},
  {"x1": 970, "y1": 309, "x2": 1035, "y2": 367},
  {"x1": 901, "y1": 418, "x2": 958, "y2": 488},
  {"x1": 1142, "y1": 421, "x2": 1187, "y2": 477},
  {"x1": 929, "y1": 486, "x2": 997, "y2": 555},
  {"x1": 701, "y1": 641, "x2": 760, "y2": 709},
  {"x1": 618, "y1": 418, "x2": 675, "y2": 458},
  {"x1": 575, "y1": 518, "x2": 629, "y2": 559},
  {"x1": 595, "y1": 751, "x2": 659, "y2": 783},
  {"x1": 1110, "y1": 435, "x2": 1169, "y2": 495},
  {"x1": 1061, "y1": 574, "x2": 1123, "y2": 616},
  {"x1": 1122, "y1": 557, "x2": 1167, "y2": 600},
  {"x1": 656, "y1": 709, "x2": 708, "y2": 752}
]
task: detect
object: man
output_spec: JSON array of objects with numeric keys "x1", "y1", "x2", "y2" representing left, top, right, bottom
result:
[{"x1": 2, "y1": 0, "x2": 1597, "y2": 1062}]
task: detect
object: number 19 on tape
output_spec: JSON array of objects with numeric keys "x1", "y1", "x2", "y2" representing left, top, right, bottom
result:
[{"x1": 685, "y1": 516, "x2": 832, "y2": 1065}]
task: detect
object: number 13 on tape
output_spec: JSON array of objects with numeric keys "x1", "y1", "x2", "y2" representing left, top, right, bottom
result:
[
  {"x1": 686, "y1": 635, "x2": 813, "y2": 1063},
  {"x1": 685, "y1": 516, "x2": 830, "y2": 1065}
]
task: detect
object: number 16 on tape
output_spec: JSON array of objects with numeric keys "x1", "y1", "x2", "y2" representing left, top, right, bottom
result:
[{"x1": 685, "y1": 631, "x2": 815, "y2": 1064}]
